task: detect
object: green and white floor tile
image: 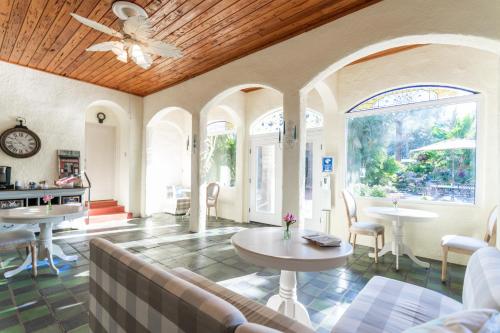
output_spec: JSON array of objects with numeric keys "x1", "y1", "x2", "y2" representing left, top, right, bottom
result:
[{"x1": 0, "y1": 215, "x2": 465, "y2": 332}]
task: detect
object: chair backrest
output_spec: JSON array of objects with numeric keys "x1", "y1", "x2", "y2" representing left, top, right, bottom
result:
[
  {"x1": 341, "y1": 190, "x2": 357, "y2": 227},
  {"x1": 485, "y1": 205, "x2": 498, "y2": 243},
  {"x1": 207, "y1": 183, "x2": 220, "y2": 204},
  {"x1": 462, "y1": 247, "x2": 500, "y2": 310},
  {"x1": 89, "y1": 238, "x2": 246, "y2": 333}
]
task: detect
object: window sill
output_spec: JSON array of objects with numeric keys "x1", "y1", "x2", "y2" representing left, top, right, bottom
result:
[{"x1": 353, "y1": 195, "x2": 476, "y2": 208}]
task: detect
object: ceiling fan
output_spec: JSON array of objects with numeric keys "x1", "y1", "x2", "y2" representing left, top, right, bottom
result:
[{"x1": 71, "y1": 1, "x2": 182, "y2": 69}]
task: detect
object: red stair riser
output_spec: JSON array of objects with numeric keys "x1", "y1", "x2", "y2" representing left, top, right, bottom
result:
[{"x1": 89, "y1": 206, "x2": 125, "y2": 216}]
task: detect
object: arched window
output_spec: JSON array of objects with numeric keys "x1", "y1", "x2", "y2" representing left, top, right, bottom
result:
[
  {"x1": 250, "y1": 108, "x2": 324, "y2": 135},
  {"x1": 348, "y1": 85, "x2": 477, "y2": 112},
  {"x1": 346, "y1": 85, "x2": 479, "y2": 204},
  {"x1": 206, "y1": 121, "x2": 236, "y2": 187}
]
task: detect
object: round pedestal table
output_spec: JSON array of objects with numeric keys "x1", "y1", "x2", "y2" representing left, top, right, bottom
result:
[
  {"x1": 231, "y1": 227, "x2": 352, "y2": 328},
  {"x1": 365, "y1": 206, "x2": 438, "y2": 270},
  {"x1": 0, "y1": 205, "x2": 86, "y2": 277}
]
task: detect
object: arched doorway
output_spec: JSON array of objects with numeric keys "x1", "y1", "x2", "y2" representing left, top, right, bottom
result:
[
  {"x1": 249, "y1": 107, "x2": 324, "y2": 226},
  {"x1": 85, "y1": 101, "x2": 130, "y2": 210},
  {"x1": 145, "y1": 107, "x2": 192, "y2": 216}
]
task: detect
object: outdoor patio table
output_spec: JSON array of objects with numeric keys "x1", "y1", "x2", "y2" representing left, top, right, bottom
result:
[
  {"x1": 231, "y1": 227, "x2": 352, "y2": 328},
  {"x1": 0, "y1": 205, "x2": 86, "y2": 277},
  {"x1": 365, "y1": 206, "x2": 438, "y2": 270}
]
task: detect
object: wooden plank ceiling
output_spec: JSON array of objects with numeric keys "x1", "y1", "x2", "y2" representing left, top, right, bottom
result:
[{"x1": 0, "y1": 0, "x2": 380, "y2": 96}]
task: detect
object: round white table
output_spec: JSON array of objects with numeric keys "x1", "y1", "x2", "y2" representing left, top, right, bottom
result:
[
  {"x1": 365, "y1": 206, "x2": 438, "y2": 270},
  {"x1": 231, "y1": 227, "x2": 352, "y2": 327},
  {"x1": 0, "y1": 205, "x2": 86, "y2": 277}
]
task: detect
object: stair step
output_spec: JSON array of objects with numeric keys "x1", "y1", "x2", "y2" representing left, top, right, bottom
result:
[
  {"x1": 86, "y1": 200, "x2": 118, "y2": 209},
  {"x1": 89, "y1": 205, "x2": 125, "y2": 216},
  {"x1": 85, "y1": 212, "x2": 133, "y2": 224}
]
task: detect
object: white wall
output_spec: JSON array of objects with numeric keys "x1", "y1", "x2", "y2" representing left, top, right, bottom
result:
[
  {"x1": 321, "y1": 45, "x2": 499, "y2": 263},
  {"x1": 0, "y1": 61, "x2": 143, "y2": 215}
]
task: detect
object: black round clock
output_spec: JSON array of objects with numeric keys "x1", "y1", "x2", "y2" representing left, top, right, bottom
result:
[{"x1": 0, "y1": 122, "x2": 41, "y2": 158}]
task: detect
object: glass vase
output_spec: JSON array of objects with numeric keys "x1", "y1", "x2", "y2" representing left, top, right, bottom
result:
[{"x1": 283, "y1": 227, "x2": 291, "y2": 240}]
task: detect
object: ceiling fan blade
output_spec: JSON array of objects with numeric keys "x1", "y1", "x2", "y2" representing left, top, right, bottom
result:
[
  {"x1": 144, "y1": 40, "x2": 182, "y2": 59},
  {"x1": 86, "y1": 41, "x2": 124, "y2": 52},
  {"x1": 123, "y1": 16, "x2": 152, "y2": 42},
  {"x1": 70, "y1": 13, "x2": 123, "y2": 38}
]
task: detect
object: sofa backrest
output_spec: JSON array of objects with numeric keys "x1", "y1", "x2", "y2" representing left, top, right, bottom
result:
[
  {"x1": 463, "y1": 247, "x2": 500, "y2": 310},
  {"x1": 89, "y1": 237, "x2": 247, "y2": 333}
]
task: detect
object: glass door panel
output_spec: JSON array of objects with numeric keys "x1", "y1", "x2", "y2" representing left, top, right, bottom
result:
[{"x1": 256, "y1": 145, "x2": 276, "y2": 214}]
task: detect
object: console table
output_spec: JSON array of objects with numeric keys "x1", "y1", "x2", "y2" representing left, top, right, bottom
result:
[{"x1": 0, "y1": 187, "x2": 87, "y2": 232}]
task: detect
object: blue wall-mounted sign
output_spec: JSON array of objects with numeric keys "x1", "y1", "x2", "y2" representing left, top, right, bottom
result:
[{"x1": 322, "y1": 156, "x2": 334, "y2": 173}]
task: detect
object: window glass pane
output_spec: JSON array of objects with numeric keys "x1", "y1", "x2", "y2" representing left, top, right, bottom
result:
[
  {"x1": 205, "y1": 122, "x2": 236, "y2": 187},
  {"x1": 350, "y1": 86, "x2": 476, "y2": 112},
  {"x1": 304, "y1": 142, "x2": 313, "y2": 219},
  {"x1": 250, "y1": 109, "x2": 324, "y2": 135},
  {"x1": 347, "y1": 101, "x2": 477, "y2": 203},
  {"x1": 256, "y1": 145, "x2": 276, "y2": 213}
]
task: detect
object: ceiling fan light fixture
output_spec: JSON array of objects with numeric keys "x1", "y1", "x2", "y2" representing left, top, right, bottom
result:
[{"x1": 116, "y1": 49, "x2": 128, "y2": 63}]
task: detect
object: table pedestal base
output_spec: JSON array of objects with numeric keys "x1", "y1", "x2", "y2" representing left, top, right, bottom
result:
[
  {"x1": 266, "y1": 270, "x2": 312, "y2": 328},
  {"x1": 369, "y1": 220, "x2": 430, "y2": 270},
  {"x1": 4, "y1": 222, "x2": 78, "y2": 278}
]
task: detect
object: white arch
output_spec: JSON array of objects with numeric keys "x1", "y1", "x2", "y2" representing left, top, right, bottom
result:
[
  {"x1": 302, "y1": 35, "x2": 500, "y2": 94},
  {"x1": 145, "y1": 107, "x2": 192, "y2": 216},
  {"x1": 85, "y1": 100, "x2": 130, "y2": 210}
]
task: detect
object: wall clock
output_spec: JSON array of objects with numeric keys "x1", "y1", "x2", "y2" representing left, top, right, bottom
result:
[{"x1": 0, "y1": 119, "x2": 41, "y2": 158}]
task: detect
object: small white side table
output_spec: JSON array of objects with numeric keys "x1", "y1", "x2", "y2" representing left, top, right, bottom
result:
[
  {"x1": 365, "y1": 206, "x2": 438, "y2": 270},
  {"x1": 231, "y1": 227, "x2": 352, "y2": 327},
  {"x1": 0, "y1": 205, "x2": 86, "y2": 277}
]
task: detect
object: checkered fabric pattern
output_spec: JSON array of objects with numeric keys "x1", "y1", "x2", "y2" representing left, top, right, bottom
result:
[
  {"x1": 89, "y1": 238, "x2": 247, "y2": 333},
  {"x1": 462, "y1": 247, "x2": 500, "y2": 310},
  {"x1": 331, "y1": 276, "x2": 462, "y2": 333},
  {"x1": 174, "y1": 198, "x2": 191, "y2": 215},
  {"x1": 170, "y1": 267, "x2": 314, "y2": 333},
  {"x1": 165, "y1": 186, "x2": 191, "y2": 215}
]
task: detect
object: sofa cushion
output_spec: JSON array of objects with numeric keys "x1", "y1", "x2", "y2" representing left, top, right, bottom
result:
[
  {"x1": 89, "y1": 238, "x2": 246, "y2": 333},
  {"x1": 170, "y1": 267, "x2": 314, "y2": 333},
  {"x1": 463, "y1": 247, "x2": 500, "y2": 310},
  {"x1": 235, "y1": 323, "x2": 283, "y2": 333},
  {"x1": 331, "y1": 276, "x2": 462, "y2": 333},
  {"x1": 402, "y1": 309, "x2": 500, "y2": 333}
]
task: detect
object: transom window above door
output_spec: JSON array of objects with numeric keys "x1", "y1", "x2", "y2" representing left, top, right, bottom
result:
[
  {"x1": 346, "y1": 85, "x2": 479, "y2": 204},
  {"x1": 250, "y1": 108, "x2": 323, "y2": 135}
]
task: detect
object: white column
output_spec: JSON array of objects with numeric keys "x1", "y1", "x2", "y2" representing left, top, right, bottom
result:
[
  {"x1": 282, "y1": 90, "x2": 306, "y2": 228},
  {"x1": 189, "y1": 112, "x2": 207, "y2": 232}
]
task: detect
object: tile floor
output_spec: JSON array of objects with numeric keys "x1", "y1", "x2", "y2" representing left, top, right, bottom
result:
[{"x1": 0, "y1": 214, "x2": 466, "y2": 333}]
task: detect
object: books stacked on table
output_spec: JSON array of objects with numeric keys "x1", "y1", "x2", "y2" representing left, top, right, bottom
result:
[{"x1": 303, "y1": 233, "x2": 342, "y2": 247}]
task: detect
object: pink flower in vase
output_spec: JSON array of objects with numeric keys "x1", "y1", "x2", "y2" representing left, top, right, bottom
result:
[
  {"x1": 42, "y1": 195, "x2": 54, "y2": 204},
  {"x1": 283, "y1": 213, "x2": 297, "y2": 230}
]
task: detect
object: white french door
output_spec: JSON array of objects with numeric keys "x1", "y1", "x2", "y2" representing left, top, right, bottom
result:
[
  {"x1": 304, "y1": 129, "x2": 324, "y2": 232},
  {"x1": 249, "y1": 134, "x2": 282, "y2": 226}
]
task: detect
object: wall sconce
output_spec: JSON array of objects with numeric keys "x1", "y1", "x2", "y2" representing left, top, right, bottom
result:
[
  {"x1": 192, "y1": 134, "x2": 198, "y2": 151},
  {"x1": 283, "y1": 120, "x2": 297, "y2": 148},
  {"x1": 186, "y1": 136, "x2": 190, "y2": 151}
]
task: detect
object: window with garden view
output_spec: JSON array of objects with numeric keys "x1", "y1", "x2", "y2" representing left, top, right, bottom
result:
[
  {"x1": 205, "y1": 121, "x2": 236, "y2": 187},
  {"x1": 346, "y1": 85, "x2": 478, "y2": 203}
]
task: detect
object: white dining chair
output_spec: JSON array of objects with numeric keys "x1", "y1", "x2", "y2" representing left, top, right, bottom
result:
[
  {"x1": 206, "y1": 182, "x2": 220, "y2": 220},
  {"x1": 341, "y1": 190, "x2": 385, "y2": 263},
  {"x1": 441, "y1": 205, "x2": 498, "y2": 281},
  {"x1": 0, "y1": 230, "x2": 37, "y2": 278}
]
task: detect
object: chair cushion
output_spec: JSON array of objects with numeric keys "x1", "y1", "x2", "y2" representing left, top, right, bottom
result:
[
  {"x1": 463, "y1": 247, "x2": 500, "y2": 310},
  {"x1": 402, "y1": 309, "x2": 500, "y2": 333},
  {"x1": 441, "y1": 235, "x2": 488, "y2": 253},
  {"x1": 332, "y1": 276, "x2": 462, "y2": 333},
  {"x1": 0, "y1": 230, "x2": 35, "y2": 248},
  {"x1": 170, "y1": 267, "x2": 314, "y2": 333},
  {"x1": 350, "y1": 221, "x2": 384, "y2": 234}
]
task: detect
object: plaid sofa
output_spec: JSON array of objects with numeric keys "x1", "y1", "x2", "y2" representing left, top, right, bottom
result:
[
  {"x1": 89, "y1": 238, "x2": 313, "y2": 333},
  {"x1": 332, "y1": 246, "x2": 500, "y2": 333}
]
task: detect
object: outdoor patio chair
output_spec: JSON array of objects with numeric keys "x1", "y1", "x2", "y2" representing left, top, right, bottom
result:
[
  {"x1": 341, "y1": 190, "x2": 385, "y2": 263},
  {"x1": 441, "y1": 205, "x2": 498, "y2": 281}
]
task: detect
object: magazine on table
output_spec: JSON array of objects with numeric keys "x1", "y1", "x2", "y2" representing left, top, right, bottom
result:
[{"x1": 302, "y1": 233, "x2": 342, "y2": 247}]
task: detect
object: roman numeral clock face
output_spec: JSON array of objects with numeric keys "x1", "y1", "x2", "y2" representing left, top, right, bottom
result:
[{"x1": 0, "y1": 127, "x2": 41, "y2": 158}]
